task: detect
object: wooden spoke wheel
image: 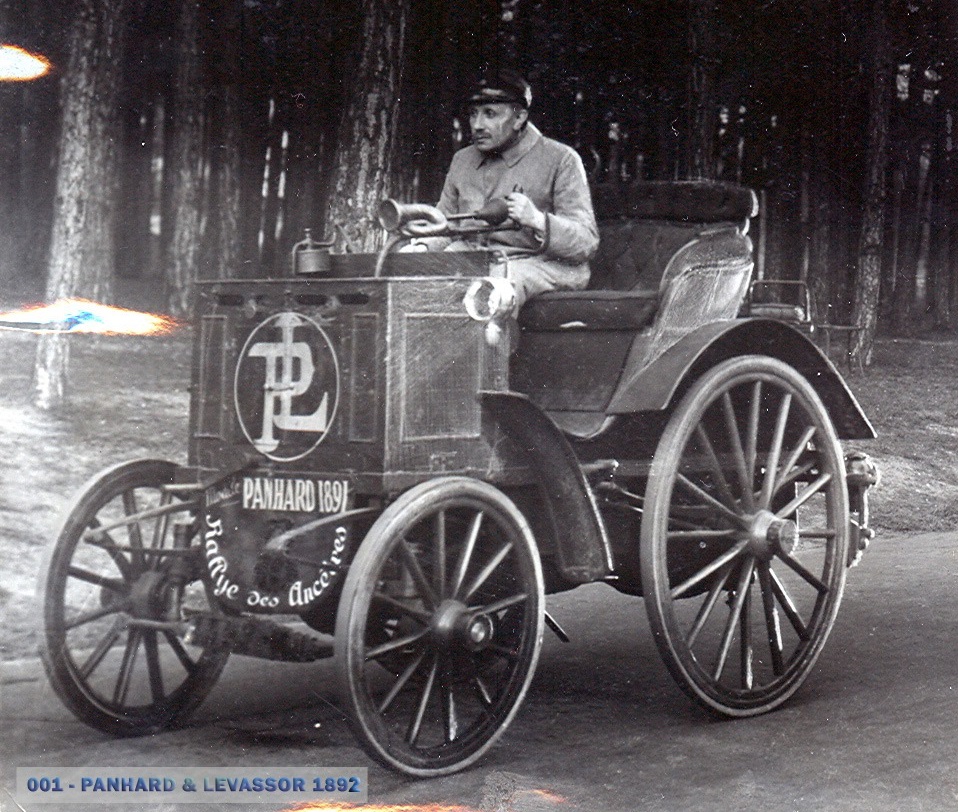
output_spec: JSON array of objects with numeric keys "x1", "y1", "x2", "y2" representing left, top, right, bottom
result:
[
  {"x1": 641, "y1": 356, "x2": 849, "y2": 716},
  {"x1": 39, "y1": 459, "x2": 228, "y2": 735},
  {"x1": 335, "y1": 477, "x2": 544, "y2": 776}
]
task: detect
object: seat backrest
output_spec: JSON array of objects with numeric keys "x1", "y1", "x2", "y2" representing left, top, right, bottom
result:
[
  {"x1": 588, "y1": 180, "x2": 758, "y2": 293},
  {"x1": 592, "y1": 179, "x2": 758, "y2": 223},
  {"x1": 589, "y1": 220, "x2": 706, "y2": 292},
  {"x1": 639, "y1": 227, "x2": 754, "y2": 367}
]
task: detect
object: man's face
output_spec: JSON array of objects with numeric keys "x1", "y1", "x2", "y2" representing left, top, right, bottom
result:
[{"x1": 469, "y1": 103, "x2": 528, "y2": 153}]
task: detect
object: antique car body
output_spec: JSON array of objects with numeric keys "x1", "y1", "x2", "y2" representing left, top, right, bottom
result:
[{"x1": 39, "y1": 179, "x2": 878, "y2": 777}]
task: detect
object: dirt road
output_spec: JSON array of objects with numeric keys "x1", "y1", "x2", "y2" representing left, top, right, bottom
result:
[{"x1": 3, "y1": 531, "x2": 958, "y2": 811}]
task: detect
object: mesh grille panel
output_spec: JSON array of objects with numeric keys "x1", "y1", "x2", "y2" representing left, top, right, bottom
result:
[
  {"x1": 196, "y1": 315, "x2": 226, "y2": 438},
  {"x1": 401, "y1": 314, "x2": 482, "y2": 440},
  {"x1": 348, "y1": 313, "x2": 380, "y2": 441}
]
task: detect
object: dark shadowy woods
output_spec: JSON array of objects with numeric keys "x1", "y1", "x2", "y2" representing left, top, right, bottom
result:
[{"x1": 1, "y1": 0, "x2": 956, "y2": 402}]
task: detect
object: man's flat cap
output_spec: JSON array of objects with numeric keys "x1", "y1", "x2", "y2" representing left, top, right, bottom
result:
[{"x1": 467, "y1": 69, "x2": 532, "y2": 108}]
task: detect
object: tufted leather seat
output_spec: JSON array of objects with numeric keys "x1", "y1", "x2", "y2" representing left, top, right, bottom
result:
[
  {"x1": 517, "y1": 181, "x2": 757, "y2": 332},
  {"x1": 512, "y1": 181, "x2": 757, "y2": 438}
]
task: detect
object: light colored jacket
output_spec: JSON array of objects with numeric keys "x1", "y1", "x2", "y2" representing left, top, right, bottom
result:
[{"x1": 436, "y1": 123, "x2": 599, "y2": 265}]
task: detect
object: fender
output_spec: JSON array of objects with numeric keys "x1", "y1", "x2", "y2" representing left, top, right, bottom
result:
[
  {"x1": 606, "y1": 318, "x2": 876, "y2": 440},
  {"x1": 480, "y1": 391, "x2": 613, "y2": 584}
]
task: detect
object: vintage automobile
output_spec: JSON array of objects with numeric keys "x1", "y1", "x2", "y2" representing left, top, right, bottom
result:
[{"x1": 38, "y1": 179, "x2": 878, "y2": 777}]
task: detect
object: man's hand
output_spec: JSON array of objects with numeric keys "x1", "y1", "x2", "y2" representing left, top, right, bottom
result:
[{"x1": 504, "y1": 192, "x2": 546, "y2": 235}]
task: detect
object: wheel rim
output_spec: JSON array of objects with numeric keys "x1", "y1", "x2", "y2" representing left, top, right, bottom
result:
[
  {"x1": 641, "y1": 357, "x2": 848, "y2": 715},
  {"x1": 336, "y1": 478, "x2": 544, "y2": 776},
  {"x1": 40, "y1": 460, "x2": 228, "y2": 735}
]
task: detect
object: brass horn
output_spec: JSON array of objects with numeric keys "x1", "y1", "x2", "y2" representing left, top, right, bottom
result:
[
  {"x1": 377, "y1": 198, "x2": 512, "y2": 235},
  {"x1": 377, "y1": 200, "x2": 448, "y2": 234}
]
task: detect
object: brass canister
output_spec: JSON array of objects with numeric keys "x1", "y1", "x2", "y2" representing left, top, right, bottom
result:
[{"x1": 291, "y1": 229, "x2": 333, "y2": 275}]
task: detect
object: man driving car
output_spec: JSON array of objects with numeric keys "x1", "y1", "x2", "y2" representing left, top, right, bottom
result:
[{"x1": 414, "y1": 69, "x2": 599, "y2": 310}]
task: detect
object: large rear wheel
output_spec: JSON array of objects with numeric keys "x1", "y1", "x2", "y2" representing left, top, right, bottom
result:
[
  {"x1": 335, "y1": 477, "x2": 544, "y2": 776},
  {"x1": 641, "y1": 356, "x2": 848, "y2": 716}
]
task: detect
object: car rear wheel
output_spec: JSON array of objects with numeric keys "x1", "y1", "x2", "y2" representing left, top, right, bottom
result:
[{"x1": 641, "y1": 356, "x2": 848, "y2": 716}]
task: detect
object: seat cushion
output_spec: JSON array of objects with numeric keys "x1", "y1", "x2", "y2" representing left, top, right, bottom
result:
[{"x1": 518, "y1": 289, "x2": 659, "y2": 331}]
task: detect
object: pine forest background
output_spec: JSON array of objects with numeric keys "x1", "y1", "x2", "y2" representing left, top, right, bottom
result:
[{"x1": 1, "y1": 0, "x2": 956, "y2": 392}]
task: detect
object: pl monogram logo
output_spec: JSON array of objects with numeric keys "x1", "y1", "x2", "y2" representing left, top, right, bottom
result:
[{"x1": 234, "y1": 312, "x2": 339, "y2": 461}]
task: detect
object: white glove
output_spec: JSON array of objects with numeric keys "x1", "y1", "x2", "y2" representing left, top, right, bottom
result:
[{"x1": 398, "y1": 240, "x2": 429, "y2": 253}]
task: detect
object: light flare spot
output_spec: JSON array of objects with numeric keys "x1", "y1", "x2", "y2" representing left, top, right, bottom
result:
[
  {"x1": 0, "y1": 299, "x2": 179, "y2": 335},
  {"x1": 0, "y1": 44, "x2": 51, "y2": 81},
  {"x1": 285, "y1": 804, "x2": 480, "y2": 812}
]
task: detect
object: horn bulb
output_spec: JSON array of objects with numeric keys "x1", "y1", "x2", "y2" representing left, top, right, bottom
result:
[{"x1": 447, "y1": 198, "x2": 511, "y2": 225}]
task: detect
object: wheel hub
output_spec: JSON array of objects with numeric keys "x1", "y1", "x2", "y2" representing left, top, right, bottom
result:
[
  {"x1": 745, "y1": 510, "x2": 798, "y2": 559},
  {"x1": 127, "y1": 570, "x2": 170, "y2": 618},
  {"x1": 431, "y1": 599, "x2": 495, "y2": 652}
]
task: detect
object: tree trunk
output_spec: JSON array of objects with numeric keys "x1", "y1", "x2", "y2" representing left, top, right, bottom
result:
[
  {"x1": 914, "y1": 149, "x2": 934, "y2": 316},
  {"x1": 279, "y1": 0, "x2": 359, "y2": 254},
  {"x1": 34, "y1": 0, "x2": 128, "y2": 409},
  {"x1": 207, "y1": 82, "x2": 242, "y2": 275},
  {"x1": 687, "y1": 0, "x2": 718, "y2": 179},
  {"x1": 116, "y1": 93, "x2": 163, "y2": 283},
  {"x1": 0, "y1": 0, "x2": 19, "y2": 285},
  {"x1": 939, "y1": 143, "x2": 958, "y2": 328},
  {"x1": 325, "y1": 0, "x2": 410, "y2": 253},
  {"x1": 164, "y1": 0, "x2": 205, "y2": 316},
  {"x1": 941, "y1": 1, "x2": 958, "y2": 328},
  {"x1": 935, "y1": 29, "x2": 958, "y2": 327},
  {"x1": 930, "y1": 169, "x2": 952, "y2": 327},
  {"x1": 892, "y1": 140, "x2": 931, "y2": 332},
  {"x1": 0, "y1": 0, "x2": 59, "y2": 296},
  {"x1": 392, "y1": 0, "x2": 453, "y2": 204},
  {"x1": 883, "y1": 165, "x2": 904, "y2": 318},
  {"x1": 199, "y1": 0, "x2": 241, "y2": 280},
  {"x1": 849, "y1": 0, "x2": 892, "y2": 368}
]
